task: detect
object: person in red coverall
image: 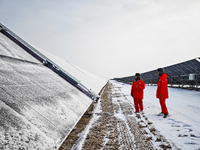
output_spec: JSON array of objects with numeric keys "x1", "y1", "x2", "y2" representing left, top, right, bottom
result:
[
  {"x1": 157, "y1": 68, "x2": 169, "y2": 118},
  {"x1": 131, "y1": 73, "x2": 145, "y2": 113}
]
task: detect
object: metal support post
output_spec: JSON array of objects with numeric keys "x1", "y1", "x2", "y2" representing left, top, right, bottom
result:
[
  {"x1": 171, "y1": 75, "x2": 173, "y2": 87},
  {"x1": 181, "y1": 72, "x2": 183, "y2": 88},
  {"x1": 196, "y1": 67, "x2": 198, "y2": 89}
]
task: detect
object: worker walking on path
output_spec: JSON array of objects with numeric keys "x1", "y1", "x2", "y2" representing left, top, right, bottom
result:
[
  {"x1": 131, "y1": 73, "x2": 145, "y2": 113},
  {"x1": 156, "y1": 68, "x2": 169, "y2": 118}
]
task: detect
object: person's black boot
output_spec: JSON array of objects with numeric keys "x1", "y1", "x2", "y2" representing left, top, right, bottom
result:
[{"x1": 163, "y1": 113, "x2": 168, "y2": 118}]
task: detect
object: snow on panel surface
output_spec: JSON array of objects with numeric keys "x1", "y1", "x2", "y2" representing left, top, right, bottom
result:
[
  {"x1": 0, "y1": 32, "x2": 92, "y2": 149},
  {"x1": 0, "y1": 33, "x2": 39, "y2": 63},
  {"x1": 33, "y1": 46, "x2": 107, "y2": 94},
  {"x1": 114, "y1": 80, "x2": 200, "y2": 149}
]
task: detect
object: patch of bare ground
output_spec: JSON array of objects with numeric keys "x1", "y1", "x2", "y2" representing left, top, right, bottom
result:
[{"x1": 81, "y1": 82, "x2": 120, "y2": 150}]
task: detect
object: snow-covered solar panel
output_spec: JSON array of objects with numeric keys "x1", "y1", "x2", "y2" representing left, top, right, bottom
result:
[{"x1": 0, "y1": 27, "x2": 93, "y2": 149}]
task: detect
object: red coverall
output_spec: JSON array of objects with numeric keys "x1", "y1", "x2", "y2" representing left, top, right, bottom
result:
[
  {"x1": 156, "y1": 73, "x2": 169, "y2": 114},
  {"x1": 131, "y1": 79, "x2": 145, "y2": 112}
]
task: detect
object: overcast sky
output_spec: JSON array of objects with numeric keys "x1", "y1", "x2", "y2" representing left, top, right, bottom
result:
[{"x1": 1, "y1": 0, "x2": 200, "y2": 79}]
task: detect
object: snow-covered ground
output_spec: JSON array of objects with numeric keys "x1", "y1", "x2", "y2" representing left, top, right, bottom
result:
[
  {"x1": 70, "y1": 80, "x2": 200, "y2": 149},
  {"x1": 117, "y1": 80, "x2": 200, "y2": 149}
]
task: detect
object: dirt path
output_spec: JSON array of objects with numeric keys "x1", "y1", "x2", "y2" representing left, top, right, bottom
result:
[{"x1": 59, "y1": 81, "x2": 174, "y2": 150}]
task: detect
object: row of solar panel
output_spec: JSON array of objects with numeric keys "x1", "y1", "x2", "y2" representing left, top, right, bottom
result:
[{"x1": 113, "y1": 58, "x2": 200, "y2": 88}]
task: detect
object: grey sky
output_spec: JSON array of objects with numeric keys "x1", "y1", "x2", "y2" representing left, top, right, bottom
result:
[{"x1": 1, "y1": 0, "x2": 200, "y2": 79}]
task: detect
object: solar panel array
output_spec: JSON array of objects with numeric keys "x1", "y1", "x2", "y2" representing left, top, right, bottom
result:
[
  {"x1": 0, "y1": 23, "x2": 93, "y2": 149},
  {"x1": 114, "y1": 58, "x2": 200, "y2": 90}
]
